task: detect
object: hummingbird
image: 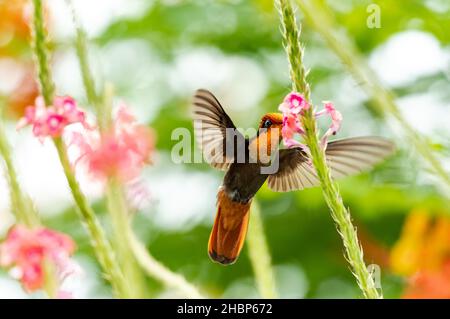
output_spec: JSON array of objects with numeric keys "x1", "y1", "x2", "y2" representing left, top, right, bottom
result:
[{"x1": 192, "y1": 89, "x2": 394, "y2": 265}]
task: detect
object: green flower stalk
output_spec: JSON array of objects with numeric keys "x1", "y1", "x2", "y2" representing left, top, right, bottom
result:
[
  {"x1": 31, "y1": 0, "x2": 55, "y2": 105},
  {"x1": 53, "y1": 138, "x2": 126, "y2": 297},
  {"x1": 276, "y1": 0, "x2": 381, "y2": 299},
  {"x1": 105, "y1": 179, "x2": 147, "y2": 298},
  {"x1": 31, "y1": 0, "x2": 126, "y2": 298},
  {"x1": 79, "y1": 70, "x2": 146, "y2": 297},
  {"x1": 296, "y1": 0, "x2": 450, "y2": 192},
  {"x1": 67, "y1": 1, "x2": 204, "y2": 298},
  {"x1": 246, "y1": 202, "x2": 278, "y2": 298},
  {"x1": 0, "y1": 114, "x2": 38, "y2": 227}
]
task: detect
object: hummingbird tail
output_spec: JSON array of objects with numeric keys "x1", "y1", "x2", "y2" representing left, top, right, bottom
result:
[{"x1": 208, "y1": 190, "x2": 251, "y2": 265}]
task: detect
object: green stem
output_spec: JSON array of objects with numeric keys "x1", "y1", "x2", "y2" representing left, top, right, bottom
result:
[
  {"x1": 68, "y1": 4, "x2": 144, "y2": 297},
  {"x1": 31, "y1": 0, "x2": 54, "y2": 106},
  {"x1": 31, "y1": 0, "x2": 126, "y2": 298},
  {"x1": 246, "y1": 201, "x2": 278, "y2": 298},
  {"x1": 277, "y1": 0, "x2": 381, "y2": 299},
  {"x1": 128, "y1": 230, "x2": 205, "y2": 299},
  {"x1": 53, "y1": 138, "x2": 126, "y2": 297},
  {"x1": 67, "y1": 0, "x2": 113, "y2": 130},
  {"x1": 75, "y1": 27, "x2": 100, "y2": 107},
  {"x1": 0, "y1": 118, "x2": 38, "y2": 227},
  {"x1": 106, "y1": 180, "x2": 147, "y2": 298},
  {"x1": 43, "y1": 261, "x2": 59, "y2": 298},
  {"x1": 67, "y1": 0, "x2": 103, "y2": 108},
  {"x1": 296, "y1": 0, "x2": 450, "y2": 191}
]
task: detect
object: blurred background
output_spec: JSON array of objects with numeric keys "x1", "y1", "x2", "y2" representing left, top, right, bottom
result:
[{"x1": 0, "y1": 0, "x2": 449, "y2": 298}]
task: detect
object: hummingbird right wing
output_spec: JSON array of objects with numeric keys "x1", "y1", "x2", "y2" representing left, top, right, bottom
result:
[
  {"x1": 193, "y1": 89, "x2": 246, "y2": 170},
  {"x1": 267, "y1": 136, "x2": 395, "y2": 192}
]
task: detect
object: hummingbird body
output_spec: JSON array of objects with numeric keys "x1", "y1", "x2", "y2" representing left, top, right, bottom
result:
[
  {"x1": 224, "y1": 162, "x2": 269, "y2": 204},
  {"x1": 192, "y1": 89, "x2": 395, "y2": 265},
  {"x1": 210, "y1": 139, "x2": 276, "y2": 264}
]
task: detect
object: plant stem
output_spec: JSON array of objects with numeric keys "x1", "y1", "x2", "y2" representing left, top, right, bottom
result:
[
  {"x1": 31, "y1": 0, "x2": 126, "y2": 298},
  {"x1": 277, "y1": 0, "x2": 381, "y2": 299},
  {"x1": 53, "y1": 138, "x2": 126, "y2": 297},
  {"x1": 31, "y1": 0, "x2": 54, "y2": 106},
  {"x1": 296, "y1": 0, "x2": 450, "y2": 192},
  {"x1": 127, "y1": 230, "x2": 205, "y2": 299},
  {"x1": 68, "y1": 3, "x2": 144, "y2": 297},
  {"x1": 246, "y1": 201, "x2": 278, "y2": 298},
  {"x1": 0, "y1": 117, "x2": 38, "y2": 227},
  {"x1": 106, "y1": 180, "x2": 147, "y2": 298},
  {"x1": 91, "y1": 69, "x2": 146, "y2": 299},
  {"x1": 66, "y1": 0, "x2": 104, "y2": 111}
]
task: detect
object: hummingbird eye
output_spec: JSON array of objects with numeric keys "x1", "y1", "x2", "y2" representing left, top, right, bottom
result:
[{"x1": 263, "y1": 119, "x2": 272, "y2": 128}]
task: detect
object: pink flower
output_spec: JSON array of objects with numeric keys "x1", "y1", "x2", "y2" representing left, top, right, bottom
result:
[
  {"x1": 316, "y1": 102, "x2": 343, "y2": 148},
  {"x1": 0, "y1": 225, "x2": 77, "y2": 293},
  {"x1": 17, "y1": 96, "x2": 88, "y2": 141},
  {"x1": 281, "y1": 114, "x2": 304, "y2": 148},
  {"x1": 279, "y1": 92, "x2": 310, "y2": 114},
  {"x1": 279, "y1": 92, "x2": 343, "y2": 150},
  {"x1": 278, "y1": 92, "x2": 310, "y2": 150},
  {"x1": 71, "y1": 104, "x2": 154, "y2": 183}
]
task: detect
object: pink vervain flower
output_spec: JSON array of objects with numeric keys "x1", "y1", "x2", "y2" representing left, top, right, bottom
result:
[
  {"x1": 278, "y1": 92, "x2": 310, "y2": 151},
  {"x1": 17, "y1": 96, "x2": 88, "y2": 141},
  {"x1": 281, "y1": 115, "x2": 304, "y2": 148},
  {"x1": 279, "y1": 92, "x2": 310, "y2": 115},
  {"x1": 71, "y1": 104, "x2": 155, "y2": 183},
  {"x1": 0, "y1": 225, "x2": 77, "y2": 293},
  {"x1": 279, "y1": 92, "x2": 343, "y2": 150},
  {"x1": 316, "y1": 101, "x2": 343, "y2": 148}
]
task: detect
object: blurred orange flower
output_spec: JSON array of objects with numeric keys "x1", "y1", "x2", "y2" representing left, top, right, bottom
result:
[
  {"x1": 0, "y1": 0, "x2": 31, "y2": 55},
  {"x1": 7, "y1": 67, "x2": 39, "y2": 118},
  {"x1": 402, "y1": 261, "x2": 450, "y2": 299},
  {"x1": 0, "y1": 0, "x2": 48, "y2": 118},
  {"x1": 390, "y1": 209, "x2": 450, "y2": 298}
]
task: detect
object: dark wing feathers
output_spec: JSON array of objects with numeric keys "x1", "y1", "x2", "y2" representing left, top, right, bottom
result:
[
  {"x1": 267, "y1": 147, "x2": 320, "y2": 192},
  {"x1": 193, "y1": 89, "x2": 246, "y2": 170},
  {"x1": 267, "y1": 137, "x2": 395, "y2": 192}
]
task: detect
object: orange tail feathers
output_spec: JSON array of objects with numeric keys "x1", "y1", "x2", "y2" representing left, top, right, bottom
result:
[{"x1": 208, "y1": 190, "x2": 251, "y2": 265}]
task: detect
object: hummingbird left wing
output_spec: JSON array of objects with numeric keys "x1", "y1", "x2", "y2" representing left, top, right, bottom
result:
[
  {"x1": 267, "y1": 136, "x2": 395, "y2": 192},
  {"x1": 192, "y1": 89, "x2": 246, "y2": 170}
]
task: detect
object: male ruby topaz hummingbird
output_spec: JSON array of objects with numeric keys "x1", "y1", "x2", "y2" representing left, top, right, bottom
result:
[{"x1": 192, "y1": 89, "x2": 394, "y2": 265}]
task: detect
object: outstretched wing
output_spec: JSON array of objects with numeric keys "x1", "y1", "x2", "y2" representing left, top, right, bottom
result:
[
  {"x1": 324, "y1": 136, "x2": 395, "y2": 179},
  {"x1": 192, "y1": 89, "x2": 246, "y2": 170},
  {"x1": 267, "y1": 136, "x2": 395, "y2": 192}
]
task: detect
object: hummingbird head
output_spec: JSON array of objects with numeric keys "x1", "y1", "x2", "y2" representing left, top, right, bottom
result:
[
  {"x1": 258, "y1": 113, "x2": 284, "y2": 131},
  {"x1": 249, "y1": 113, "x2": 284, "y2": 163}
]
